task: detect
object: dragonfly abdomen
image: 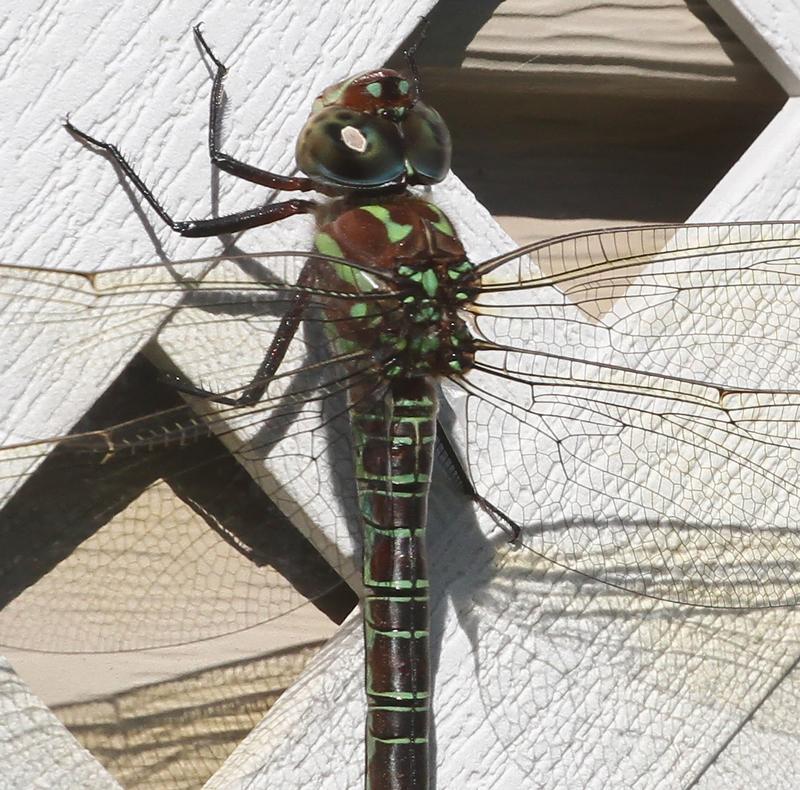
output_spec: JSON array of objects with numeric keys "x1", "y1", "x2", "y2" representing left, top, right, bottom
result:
[{"x1": 352, "y1": 378, "x2": 437, "y2": 790}]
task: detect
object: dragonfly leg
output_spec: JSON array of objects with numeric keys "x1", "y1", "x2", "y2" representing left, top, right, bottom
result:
[
  {"x1": 437, "y1": 425, "x2": 522, "y2": 543},
  {"x1": 194, "y1": 24, "x2": 315, "y2": 193},
  {"x1": 165, "y1": 261, "x2": 316, "y2": 406},
  {"x1": 474, "y1": 494, "x2": 522, "y2": 544},
  {"x1": 64, "y1": 119, "x2": 317, "y2": 236},
  {"x1": 403, "y1": 19, "x2": 429, "y2": 98}
]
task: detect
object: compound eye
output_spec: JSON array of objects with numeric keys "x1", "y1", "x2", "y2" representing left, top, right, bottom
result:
[
  {"x1": 402, "y1": 102, "x2": 452, "y2": 184},
  {"x1": 296, "y1": 107, "x2": 406, "y2": 188}
]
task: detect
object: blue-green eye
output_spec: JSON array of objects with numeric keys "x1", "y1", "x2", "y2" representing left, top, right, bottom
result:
[
  {"x1": 402, "y1": 102, "x2": 451, "y2": 184},
  {"x1": 295, "y1": 107, "x2": 405, "y2": 189}
]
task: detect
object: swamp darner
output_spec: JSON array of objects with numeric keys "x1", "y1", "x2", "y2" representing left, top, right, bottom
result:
[{"x1": 3, "y1": 22, "x2": 800, "y2": 790}]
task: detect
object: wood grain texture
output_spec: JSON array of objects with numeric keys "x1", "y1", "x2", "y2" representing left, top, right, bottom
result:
[
  {"x1": 414, "y1": 0, "x2": 784, "y2": 245},
  {"x1": 424, "y1": 0, "x2": 783, "y2": 101}
]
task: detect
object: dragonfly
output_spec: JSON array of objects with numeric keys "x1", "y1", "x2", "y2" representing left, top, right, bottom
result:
[{"x1": 3, "y1": 23, "x2": 800, "y2": 790}]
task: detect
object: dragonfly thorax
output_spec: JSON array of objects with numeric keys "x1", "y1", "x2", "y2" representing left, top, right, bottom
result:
[
  {"x1": 378, "y1": 263, "x2": 477, "y2": 379},
  {"x1": 313, "y1": 196, "x2": 478, "y2": 381}
]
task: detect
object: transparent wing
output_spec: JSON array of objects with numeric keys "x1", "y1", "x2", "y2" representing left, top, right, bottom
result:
[
  {"x1": 459, "y1": 221, "x2": 800, "y2": 608},
  {"x1": 0, "y1": 253, "x2": 394, "y2": 652},
  {"x1": 6, "y1": 222, "x2": 800, "y2": 656}
]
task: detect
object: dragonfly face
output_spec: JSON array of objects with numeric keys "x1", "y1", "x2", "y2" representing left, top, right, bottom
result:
[
  {"x1": 295, "y1": 65, "x2": 472, "y2": 395},
  {"x1": 296, "y1": 68, "x2": 452, "y2": 192}
]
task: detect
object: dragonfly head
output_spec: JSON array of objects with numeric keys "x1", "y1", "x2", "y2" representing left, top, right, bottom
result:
[{"x1": 295, "y1": 68, "x2": 451, "y2": 193}]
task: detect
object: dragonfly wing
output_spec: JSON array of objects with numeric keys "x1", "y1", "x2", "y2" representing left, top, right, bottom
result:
[
  {"x1": 474, "y1": 222, "x2": 800, "y2": 389},
  {"x1": 0, "y1": 256, "x2": 387, "y2": 652},
  {"x1": 458, "y1": 222, "x2": 800, "y2": 608}
]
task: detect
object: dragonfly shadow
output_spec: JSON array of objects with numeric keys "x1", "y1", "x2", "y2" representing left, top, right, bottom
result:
[
  {"x1": 206, "y1": 290, "x2": 368, "y2": 563},
  {"x1": 523, "y1": 514, "x2": 800, "y2": 611},
  {"x1": 0, "y1": 353, "x2": 357, "y2": 653},
  {"x1": 421, "y1": 398, "x2": 555, "y2": 786},
  {"x1": 420, "y1": 485, "x2": 800, "y2": 784},
  {"x1": 51, "y1": 639, "x2": 329, "y2": 787},
  {"x1": 425, "y1": 465, "x2": 499, "y2": 787},
  {"x1": 145, "y1": 242, "x2": 367, "y2": 604}
]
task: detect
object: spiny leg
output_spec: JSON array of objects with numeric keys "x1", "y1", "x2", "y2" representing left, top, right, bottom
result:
[
  {"x1": 64, "y1": 119, "x2": 317, "y2": 237},
  {"x1": 436, "y1": 424, "x2": 521, "y2": 542},
  {"x1": 403, "y1": 18, "x2": 429, "y2": 99},
  {"x1": 64, "y1": 23, "x2": 323, "y2": 237},
  {"x1": 193, "y1": 24, "x2": 316, "y2": 192},
  {"x1": 164, "y1": 261, "x2": 317, "y2": 406}
]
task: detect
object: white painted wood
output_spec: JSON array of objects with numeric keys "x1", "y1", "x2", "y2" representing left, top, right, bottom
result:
[
  {"x1": 709, "y1": 0, "x2": 800, "y2": 93},
  {"x1": 675, "y1": 5, "x2": 800, "y2": 787},
  {"x1": 0, "y1": 658, "x2": 119, "y2": 789}
]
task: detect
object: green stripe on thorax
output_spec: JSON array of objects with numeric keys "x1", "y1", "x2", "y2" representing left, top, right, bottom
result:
[
  {"x1": 428, "y1": 203, "x2": 455, "y2": 236},
  {"x1": 360, "y1": 204, "x2": 413, "y2": 243},
  {"x1": 396, "y1": 264, "x2": 438, "y2": 297},
  {"x1": 314, "y1": 232, "x2": 384, "y2": 293}
]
